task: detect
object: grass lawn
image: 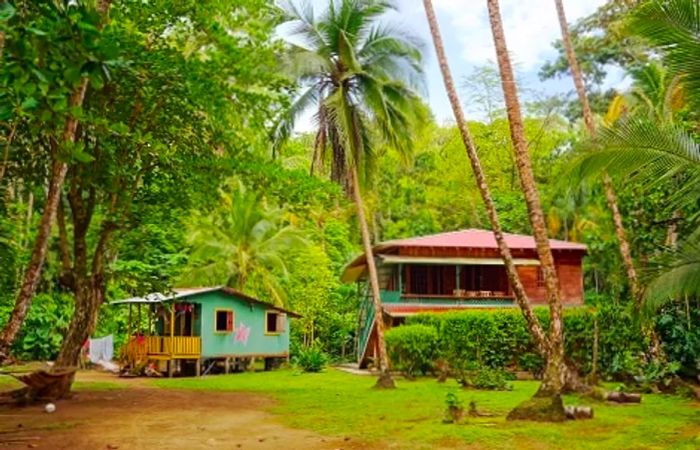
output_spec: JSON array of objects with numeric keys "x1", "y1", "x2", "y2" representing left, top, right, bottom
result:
[{"x1": 153, "y1": 368, "x2": 700, "y2": 450}]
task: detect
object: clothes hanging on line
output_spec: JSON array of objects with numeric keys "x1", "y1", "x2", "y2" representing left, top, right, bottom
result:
[{"x1": 88, "y1": 335, "x2": 114, "y2": 363}]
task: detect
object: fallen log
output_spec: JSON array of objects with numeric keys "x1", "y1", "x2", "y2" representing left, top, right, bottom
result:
[
  {"x1": 564, "y1": 406, "x2": 593, "y2": 420},
  {"x1": 605, "y1": 391, "x2": 642, "y2": 403}
]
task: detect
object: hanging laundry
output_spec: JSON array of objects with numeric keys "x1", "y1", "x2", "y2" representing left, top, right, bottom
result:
[{"x1": 88, "y1": 335, "x2": 114, "y2": 364}]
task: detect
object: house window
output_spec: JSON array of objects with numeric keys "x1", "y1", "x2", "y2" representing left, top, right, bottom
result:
[
  {"x1": 215, "y1": 309, "x2": 234, "y2": 333},
  {"x1": 265, "y1": 311, "x2": 286, "y2": 334}
]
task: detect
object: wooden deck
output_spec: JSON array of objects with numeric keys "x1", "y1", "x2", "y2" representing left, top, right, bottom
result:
[{"x1": 123, "y1": 335, "x2": 201, "y2": 364}]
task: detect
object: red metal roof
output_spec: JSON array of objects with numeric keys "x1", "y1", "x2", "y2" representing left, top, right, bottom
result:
[{"x1": 382, "y1": 228, "x2": 587, "y2": 251}]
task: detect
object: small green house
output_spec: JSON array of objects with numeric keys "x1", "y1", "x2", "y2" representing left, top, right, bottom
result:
[{"x1": 113, "y1": 287, "x2": 300, "y2": 376}]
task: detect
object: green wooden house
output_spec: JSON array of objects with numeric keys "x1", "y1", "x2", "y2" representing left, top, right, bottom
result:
[{"x1": 113, "y1": 287, "x2": 300, "y2": 377}]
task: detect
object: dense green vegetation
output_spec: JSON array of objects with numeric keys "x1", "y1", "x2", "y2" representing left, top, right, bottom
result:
[
  {"x1": 387, "y1": 306, "x2": 700, "y2": 385},
  {"x1": 0, "y1": 0, "x2": 698, "y2": 403}
]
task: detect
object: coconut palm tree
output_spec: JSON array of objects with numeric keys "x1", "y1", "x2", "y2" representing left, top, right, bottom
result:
[
  {"x1": 486, "y1": 0, "x2": 568, "y2": 400},
  {"x1": 553, "y1": 0, "x2": 642, "y2": 305},
  {"x1": 274, "y1": 0, "x2": 426, "y2": 388},
  {"x1": 572, "y1": 0, "x2": 700, "y2": 307},
  {"x1": 182, "y1": 181, "x2": 306, "y2": 307},
  {"x1": 420, "y1": 0, "x2": 549, "y2": 359}
]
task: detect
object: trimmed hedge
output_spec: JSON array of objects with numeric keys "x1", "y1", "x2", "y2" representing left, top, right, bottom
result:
[
  {"x1": 396, "y1": 305, "x2": 652, "y2": 380},
  {"x1": 385, "y1": 324, "x2": 438, "y2": 377}
]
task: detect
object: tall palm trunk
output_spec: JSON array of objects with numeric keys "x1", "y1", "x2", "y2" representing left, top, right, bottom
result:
[
  {"x1": 486, "y1": 0, "x2": 566, "y2": 397},
  {"x1": 0, "y1": 81, "x2": 87, "y2": 363},
  {"x1": 350, "y1": 165, "x2": 394, "y2": 388},
  {"x1": 553, "y1": 0, "x2": 641, "y2": 304},
  {"x1": 421, "y1": 0, "x2": 549, "y2": 356}
]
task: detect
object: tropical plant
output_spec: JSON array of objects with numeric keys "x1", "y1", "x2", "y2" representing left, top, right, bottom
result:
[
  {"x1": 294, "y1": 344, "x2": 329, "y2": 372},
  {"x1": 553, "y1": 0, "x2": 642, "y2": 305},
  {"x1": 183, "y1": 181, "x2": 306, "y2": 306},
  {"x1": 276, "y1": 0, "x2": 427, "y2": 388},
  {"x1": 570, "y1": 0, "x2": 700, "y2": 307}
]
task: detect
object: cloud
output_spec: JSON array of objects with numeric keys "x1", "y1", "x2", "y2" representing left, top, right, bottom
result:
[{"x1": 433, "y1": 0, "x2": 607, "y2": 71}]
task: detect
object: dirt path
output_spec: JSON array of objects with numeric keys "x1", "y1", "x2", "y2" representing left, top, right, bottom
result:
[{"x1": 0, "y1": 384, "x2": 362, "y2": 449}]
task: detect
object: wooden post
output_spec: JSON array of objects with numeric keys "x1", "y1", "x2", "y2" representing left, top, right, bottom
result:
[
  {"x1": 456, "y1": 265, "x2": 461, "y2": 292},
  {"x1": 196, "y1": 358, "x2": 201, "y2": 377},
  {"x1": 224, "y1": 357, "x2": 230, "y2": 374},
  {"x1": 137, "y1": 303, "x2": 142, "y2": 334},
  {"x1": 169, "y1": 306, "x2": 175, "y2": 376},
  {"x1": 128, "y1": 303, "x2": 132, "y2": 336},
  {"x1": 148, "y1": 305, "x2": 152, "y2": 334},
  {"x1": 398, "y1": 263, "x2": 403, "y2": 294}
]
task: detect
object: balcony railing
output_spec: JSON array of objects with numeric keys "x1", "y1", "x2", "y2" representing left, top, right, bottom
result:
[{"x1": 122, "y1": 335, "x2": 201, "y2": 364}]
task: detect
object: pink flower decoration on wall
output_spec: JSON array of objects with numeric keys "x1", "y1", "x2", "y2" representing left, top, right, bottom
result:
[{"x1": 234, "y1": 323, "x2": 250, "y2": 346}]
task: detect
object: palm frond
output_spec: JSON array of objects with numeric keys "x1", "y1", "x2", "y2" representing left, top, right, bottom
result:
[
  {"x1": 643, "y1": 235, "x2": 700, "y2": 313},
  {"x1": 628, "y1": 0, "x2": 700, "y2": 109},
  {"x1": 571, "y1": 118, "x2": 700, "y2": 209}
]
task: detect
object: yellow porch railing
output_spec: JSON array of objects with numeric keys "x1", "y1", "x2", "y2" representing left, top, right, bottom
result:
[{"x1": 122, "y1": 336, "x2": 201, "y2": 364}]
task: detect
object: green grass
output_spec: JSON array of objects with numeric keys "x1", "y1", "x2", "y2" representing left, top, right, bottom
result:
[{"x1": 153, "y1": 369, "x2": 700, "y2": 450}]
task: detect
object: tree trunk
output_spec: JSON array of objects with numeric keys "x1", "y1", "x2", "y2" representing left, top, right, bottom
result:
[
  {"x1": 349, "y1": 165, "x2": 394, "y2": 388},
  {"x1": 0, "y1": 0, "x2": 112, "y2": 364},
  {"x1": 486, "y1": 0, "x2": 566, "y2": 398},
  {"x1": 0, "y1": 158, "x2": 70, "y2": 362},
  {"x1": 553, "y1": 0, "x2": 640, "y2": 305},
  {"x1": 421, "y1": 0, "x2": 548, "y2": 356}
]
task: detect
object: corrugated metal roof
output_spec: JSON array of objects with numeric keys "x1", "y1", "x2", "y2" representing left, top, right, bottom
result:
[
  {"x1": 110, "y1": 286, "x2": 301, "y2": 318},
  {"x1": 340, "y1": 228, "x2": 586, "y2": 283},
  {"x1": 379, "y1": 255, "x2": 541, "y2": 266},
  {"x1": 382, "y1": 229, "x2": 587, "y2": 251}
]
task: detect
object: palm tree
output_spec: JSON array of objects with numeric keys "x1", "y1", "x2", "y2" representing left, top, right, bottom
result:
[
  {"x1": 553, "y1": 0, "x2": 642, "y2": 306},
  {"x1": 573, "y1": 0, "x2": 700, "y2": 307},
  {"x1": 420, "y1": 0, "x2": 548, "y2": 360},
  {"x1": 486, "y1": 0, "x2": 567, "y2": 400},
  {"x1": 275, "y1": 0, "x2": 426, "y2": 388},
  {"x1": 182, "y1": 181, "x2": 306, "y2": 307}
]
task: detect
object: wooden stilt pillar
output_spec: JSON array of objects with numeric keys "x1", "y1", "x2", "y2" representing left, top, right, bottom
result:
[
  {"x1": 224, "y1": 357, "x2": 230, "y2": 374},
  {"x1": 167, "y1": 361, "x2": 173, "y2": 378},
  {"x1": 196, "y1": 358, "x2": 201, "y2": 377}
]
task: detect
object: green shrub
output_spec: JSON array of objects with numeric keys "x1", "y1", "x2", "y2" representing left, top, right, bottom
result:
[
  {"x1": 385, "y1": 324, "x2": 439, "y2": 377},
  {"x1": 294, "y1": 345, "x2": 328, "y2": 372},
  {"x1": 405, "y1": 304, "x2": 671, "y2": 382}
]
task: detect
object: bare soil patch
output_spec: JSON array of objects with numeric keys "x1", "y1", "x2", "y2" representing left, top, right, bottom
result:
[{"x1": 0, "y1": 381, "x2": 361, "y2": 449}]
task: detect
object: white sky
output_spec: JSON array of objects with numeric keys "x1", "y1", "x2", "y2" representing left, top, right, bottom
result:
[{"x1": 293, "y1": 0, "x2": 629, "y2": 132}]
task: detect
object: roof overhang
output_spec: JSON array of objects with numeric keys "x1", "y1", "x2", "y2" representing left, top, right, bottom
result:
[
  {"x1": 110, "y1": 286, "x2": 301, "y2": 318},
  {"x1": 340, "y1": 255, "x2": 541, "y2": 283}
]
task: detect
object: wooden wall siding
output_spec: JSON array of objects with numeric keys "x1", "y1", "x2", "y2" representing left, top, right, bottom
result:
[
  {"x1": 516, "y1": 257, "x2": 584, "y2": 304},
  {"x1": 379, "y1": 252, "x2": 584, "y2": 304}
]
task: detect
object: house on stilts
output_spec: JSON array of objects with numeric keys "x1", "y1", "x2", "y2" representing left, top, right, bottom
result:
[
  {"x1": 341, "y1": 229, "x2": 587, "y2": 368},
  {"x1": 113, "y1": 286, "x2": 300, "y2": 376}
]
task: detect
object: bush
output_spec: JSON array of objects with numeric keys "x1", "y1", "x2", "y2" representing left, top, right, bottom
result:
[
  {"x1": 469, "y1": 367, "x2": 512, "y2": 390},
  {"x1": 294, "y1": 345, "x2": 328, "y2": 372},
  {"x1": 385, "y1": 324, "x2": 439, "y2": 378},
  {"x1": 405, "y1": 304, "x2": 672, "y2": 382}
]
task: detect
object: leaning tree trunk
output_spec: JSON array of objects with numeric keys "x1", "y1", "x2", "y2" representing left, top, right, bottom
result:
[
  {"x1": 486, "y1": 0, "x2": 567, "y2": 400},
  {"x1": 349, "y1": 165, "x2": 394, "y2": 388},
  {"x1": 552, "y1": 0, "x2": 641, "y2": 305},
  {"x1": 0, "y1": 81, "x2": 88, "y2": 363},
  {"x1": 421, "y1": 0, "x2": 549, "y2": 357},
  {"x1": 0, "y1": 0, "x2": 112, "y2": 365}
]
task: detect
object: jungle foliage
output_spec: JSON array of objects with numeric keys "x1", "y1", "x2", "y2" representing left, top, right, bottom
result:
[{"x1": 0, "y1": 0, "x2": 697, "y2": 385}]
